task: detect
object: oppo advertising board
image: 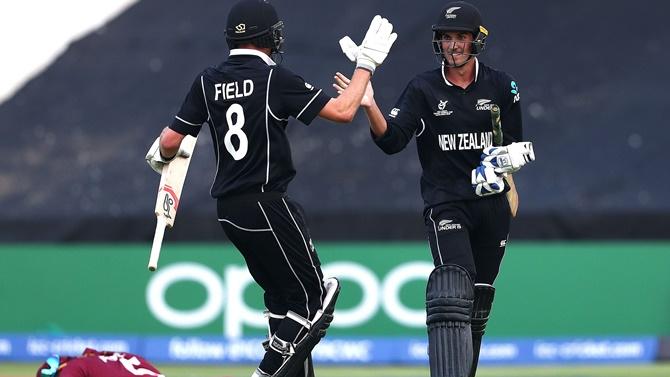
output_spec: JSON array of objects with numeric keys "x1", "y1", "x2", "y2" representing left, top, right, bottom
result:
[
  {"x1": 0, "y1": 243, "x2": 662, "y2": 364},
  {"x1": 1, "y1": 243, "x2": 432, "y2": 337},
  {"x1": 145, "y1": 259, "x2": 432, "y2": 337}
]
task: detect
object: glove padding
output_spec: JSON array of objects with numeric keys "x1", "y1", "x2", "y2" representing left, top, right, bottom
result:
[
  {"x1": 339, "y1": 36, "x2": 359, "y2": 63},
  {"x1": 481, "y1": 141, "x2": 535, "y2": 174},
  {"x1": 145, "y1": 136, "x2": 190, "y2": 174},
  {"x1": 338, "y1": 15, "x2": 397, "y2": 74},
  {"x1": 471, "y1": 165, "x2": 506, "y2": 197}
]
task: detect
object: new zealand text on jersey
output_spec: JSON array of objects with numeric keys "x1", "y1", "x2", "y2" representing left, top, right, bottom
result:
[
  {"x1": 438, "y1": 131, "x2": 493, "y2": 151},
  {"x1": 214, "y1": 79, "x2": 254, "y2": 101}
]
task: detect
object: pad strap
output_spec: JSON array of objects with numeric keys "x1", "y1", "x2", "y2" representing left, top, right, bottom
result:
[
  {"x1": 268, "y1": 335, "x2": 296, "y2": 356},
  {"x1": 286, "y1": 310, "x2": 312, "y2": 330}
]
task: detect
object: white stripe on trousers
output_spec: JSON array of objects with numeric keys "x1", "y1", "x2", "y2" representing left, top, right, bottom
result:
[
  {"x1": 429, "y1": 208, "x2": 444, "y2": 265},
  {"x1": 281, "y1": 198, "x2": 324, "y2": 342},
  {"x1": 257, "y1": 202, "x2": 311, "y2": 320}
]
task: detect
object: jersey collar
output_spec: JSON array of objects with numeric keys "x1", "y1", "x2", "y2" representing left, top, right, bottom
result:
[
  {"x1": 441, "y1": 57, "x2": 479, "y2": 87},
  {"x1": 229, "y1": 49, "x2": 276, "y2": 66}
]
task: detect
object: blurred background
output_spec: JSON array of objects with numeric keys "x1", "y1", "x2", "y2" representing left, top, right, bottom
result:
[{"x1": 1, "y1": 0, "x2": 669, "y2": 376}]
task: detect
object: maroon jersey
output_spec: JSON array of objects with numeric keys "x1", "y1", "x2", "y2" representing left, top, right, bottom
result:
[{"x1": 36, "y1": 348, "x2": 163, "y2": 377}]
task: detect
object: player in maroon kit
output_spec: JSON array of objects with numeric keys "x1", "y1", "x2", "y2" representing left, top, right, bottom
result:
[{"x1": 36, "y1": 348, "x2": 163, "y2": 377}]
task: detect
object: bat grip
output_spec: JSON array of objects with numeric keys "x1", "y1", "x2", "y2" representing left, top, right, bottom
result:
[{"x1": 148, "y1": 217, "x2": 167, "y2": 271}]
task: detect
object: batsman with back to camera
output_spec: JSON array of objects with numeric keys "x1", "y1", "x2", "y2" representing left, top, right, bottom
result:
[
  {"x1": 335, "y1": 1, "x2": 535, "y2": 376},
  {"x1": 144, "y1": 1, "x2": 397, "y2": 376}
]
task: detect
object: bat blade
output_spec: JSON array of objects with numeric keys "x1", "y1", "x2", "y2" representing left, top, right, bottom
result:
[
  {"x1": 148, "y1": 217, "x2": 166, "y2": 271},
  {"x1": 489, "y1": 104, "x2": 519, "y2": 217},
  {"x1": 148, "y1": 135, "x2": 198, "y2": 271}
]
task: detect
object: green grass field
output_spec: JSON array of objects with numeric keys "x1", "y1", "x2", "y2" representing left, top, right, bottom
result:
[{"x1": 4, "y1": 363, "x2": 670, "y2": 377}]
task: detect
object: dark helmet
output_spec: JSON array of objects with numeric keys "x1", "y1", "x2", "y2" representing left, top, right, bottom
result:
[
  {"x1": 431, "y1": 1, "x2": 488, "y2": 63},
  {"x1": 225, "y1": 0, "x2": 285, "y2": 53}
]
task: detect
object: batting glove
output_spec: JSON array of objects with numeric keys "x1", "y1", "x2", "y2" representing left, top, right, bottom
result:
[
  {"x1": 145, "y1": 136, "x2": 190, "y2": 174},
  {"x1": 339, "y1": 36, "x2": 360, "y2": 62},
  {"x1": 339, "y1": 15, "x2": 397, "y2": 74},
  {"x1": 471, "y1": 165, "x2": 506, "y2": 197},
  {"x1": 481, "y1": 141, "x2": 535, "y2": 174},
  {"x1": 474, "y1": 180, "x2": 506, "y2": 196}
]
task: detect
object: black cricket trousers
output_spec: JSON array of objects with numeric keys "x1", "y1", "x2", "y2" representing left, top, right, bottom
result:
[
  {"x1": 217, "y1": 192, "x2": 326, "y2": 327},
  {"x1": 425, "y1": 193, "x2": 512, "y2": 284}
]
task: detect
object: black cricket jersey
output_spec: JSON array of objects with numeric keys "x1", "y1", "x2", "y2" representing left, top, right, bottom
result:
[
  {"x1": 374, "y1": 59, "x2": 523, "y2": 208},
  {"x1": 169, "y1": 49, "x2": 331, "y2": 199}
]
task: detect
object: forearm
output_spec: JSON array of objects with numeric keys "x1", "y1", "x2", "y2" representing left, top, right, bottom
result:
[
  {"x1": 364, "y1": 99, "x2": 388, "y2": 138},
  {"x1": 506, "y1": 174, "x2": 519, "y2": 217},
  {"x1": 159, "y1": 127, "x2": 186, "y2": 159},
  {"x1": 331, "y1": 68, "x2": 372, "y2": 121}
]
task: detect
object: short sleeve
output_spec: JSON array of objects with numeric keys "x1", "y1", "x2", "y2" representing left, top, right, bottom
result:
[
  {"x1": 169, "y1": 74, "x2": 209, "y2": 137},
  {"x1": 270, "y1": 67, "x2": 331, "y2": 125}
]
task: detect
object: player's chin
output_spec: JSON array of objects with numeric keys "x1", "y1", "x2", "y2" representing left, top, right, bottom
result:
[
  {"x1": 446, "y1": 56, "x2": 468, "y2": 67},
  {"x1": 445, "y1": 58, "x2": 460, "y2": 67}
]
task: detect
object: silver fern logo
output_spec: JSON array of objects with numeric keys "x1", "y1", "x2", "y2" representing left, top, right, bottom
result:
[
  {"x1": 445, "y1": 7, "x2": 461, "y2": 19},
  {"x1": 476, "y1": 99, "x2": 494, "y2": 111},
  {"x1": 438, "y1": 219, "x2": 462, "y2": 231}
]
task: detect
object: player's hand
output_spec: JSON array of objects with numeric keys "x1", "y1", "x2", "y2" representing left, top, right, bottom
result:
[
  {"x1": 341, "y1": 15, "x2": 397, "y2": 74},
  {"x1": 145, "y1": 136, "x2": 191, "y2": 174},
  {"x1": 332, "y1": 72, "x2": 375, "y2": 107},
  {"x1": 471, "y1": 165, "x2": 505, "y2": 197},
  {"x1": 481, "y1": 141, "x2": 535, "y2": 174}
]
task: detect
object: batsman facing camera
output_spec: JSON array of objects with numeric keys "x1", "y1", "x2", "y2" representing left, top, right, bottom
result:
[
  {"x1": 432, "y1": 1, "x2": 489, "y2": 67},
  {"x1": 335, "y1": 1, "x2": 535, "y2": 376}
]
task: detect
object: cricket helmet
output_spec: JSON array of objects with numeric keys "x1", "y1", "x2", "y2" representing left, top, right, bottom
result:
[
  {"x1": 225, "y1": 0, "x2": 285, "y2": 53},
  {"x1": 431, "y1": 1, "x2": 488, "y2": 61},
  {"x1": 36, "y1": 355, "x2": 63, "y2": 377}
]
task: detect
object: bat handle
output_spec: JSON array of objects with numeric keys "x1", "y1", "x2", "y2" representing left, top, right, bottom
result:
[{"x1": 148, "y1": 217, "x2": 167, "y2": 271}]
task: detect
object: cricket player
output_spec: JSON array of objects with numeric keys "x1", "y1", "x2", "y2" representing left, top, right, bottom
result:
[
  {"x1": 145, "y1": 1, "x2": 397, "y2": 376},
  {"x1": 36, "y1": 348, "x2": 163, "y2": 377},
  {"x1": 335, "y1": 2, "x2": 535, "y2": 376}
]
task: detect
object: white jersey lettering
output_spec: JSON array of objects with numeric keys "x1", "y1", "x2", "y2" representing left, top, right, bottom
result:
[
  {"x1": 438, "y1": 132, "x2": 492, "y2": 151},
  {"x1": 214, "y1": 79, "x2": 254, "y2": 101},
  {"x1": 438, "y1": 134, "x2": 458, "y2": 151}
]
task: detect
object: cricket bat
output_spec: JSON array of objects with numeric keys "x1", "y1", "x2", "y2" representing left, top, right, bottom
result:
[
  {"x1": 148, "y1": 135, "x2": 198, "y2": 271},
  {"x1": 490, "y1": 105, "x2": 519, "y2": 217}
]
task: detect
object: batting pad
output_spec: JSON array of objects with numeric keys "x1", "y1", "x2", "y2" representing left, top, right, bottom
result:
[
  {"x1": 271, "y1": 277, "x2": 340, "y2": 377},
  {"x1": 469, "y1": 283, "x2": 495, "y2": 377},
  {"x1": 426, "y1": 264, "x2": 475, "y2": 377}
]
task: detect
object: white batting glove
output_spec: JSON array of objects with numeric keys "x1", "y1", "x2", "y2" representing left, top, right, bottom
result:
[
  {"x1": 481, "y1": 141, "x2": 535, "y2": 174},
  {"x1": 339, "y1": 36, "x2": 359, "y2": 62},
  {"x1": 471, "y1": 165, "x2": 506, "y2": 197},
  {"x1": 474, "y1": 180, "x2": 506, "y2": 196},
  {"x1": 145, "y1": 136, "x2": 190, "y2": 174},
  {"x1": 340, "y1": 15, "x2": 397, "y2": 74},
  {"x1": 471, "y1": 165, "x2": 500, "y2": 185}
]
